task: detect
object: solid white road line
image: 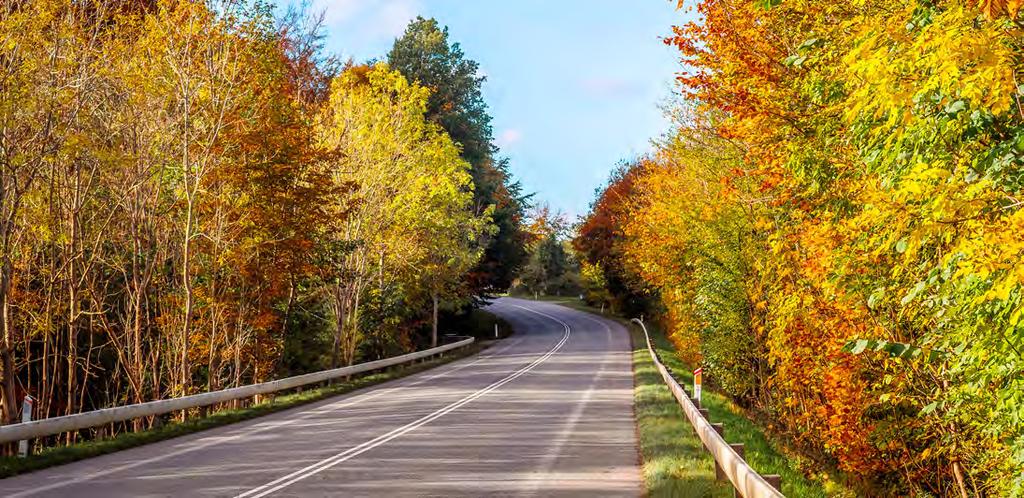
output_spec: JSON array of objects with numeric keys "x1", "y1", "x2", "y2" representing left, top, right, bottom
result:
[{"x1": 233, "y1": 304, "x2": 571, "y2": 498}]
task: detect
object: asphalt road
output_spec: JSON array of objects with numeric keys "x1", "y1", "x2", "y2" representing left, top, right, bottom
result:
[{"x1": 0, "y1": 297, "x2": 641, "y2": 497}]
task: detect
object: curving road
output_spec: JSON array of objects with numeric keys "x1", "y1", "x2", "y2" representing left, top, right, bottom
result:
[{"x1": 0, "y1": 298, "x2": 640, "y2": 497}]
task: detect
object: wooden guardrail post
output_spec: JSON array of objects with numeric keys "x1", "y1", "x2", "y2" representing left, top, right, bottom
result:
[
  {"x1": 711, "y1": 423, "x2": 725, "y2": 479},
  {"x1": 697, "y1": 408, "x2": 711, "y2": 453},
  {"x1": 730, "y1": 444, "x2": 745, "y2": 498},
  {"x1": 763, "y1": 475, "x2": 782, "y2": 492}
]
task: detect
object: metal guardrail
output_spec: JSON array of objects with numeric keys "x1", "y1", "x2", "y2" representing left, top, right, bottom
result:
[
  {"x1": 0, "y1": 337, "x2": 475, "y2": 445},
  {"x1": 632, "y1": 318, "x2": 784, "y2": 498}
]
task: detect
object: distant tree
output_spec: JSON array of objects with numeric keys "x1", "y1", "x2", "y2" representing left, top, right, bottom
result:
[
  {"x1": 579, "y1": 261, "x2": 612, "y2": 309},
  {"x1": 519, "y1": 236, "x2": 578, "y2": 297},
  {"x1": 517, "y1": 204, "x2": 579, "y2": 297}
]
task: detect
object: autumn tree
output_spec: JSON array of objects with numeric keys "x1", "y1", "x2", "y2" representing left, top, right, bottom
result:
[
  {"x1": 316, "y1": 64, "x2": 489, "y2": 364},
  {"x1": 573, "y1": 160, "x2": 649, "y2": 315},
  {"x1": 0, "y1": 0, "x2": 517, "y2": 457},
  {"x1": 575, "y1": 0, "x2": 1024, "y2": 494}
]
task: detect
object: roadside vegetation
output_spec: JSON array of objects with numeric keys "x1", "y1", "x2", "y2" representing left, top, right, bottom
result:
[
  {"x1": 574, "y1": 1, "x2": 1024, "y2": 495},
  {"x1": 440, "y1": 308, "x2": 515, "y2": 341},
  {"x1": 631, "y1": 321, "x2": 724, "y2": 497},
  {"x1": 636, "y1": 322, "x2": 842, "y2": 498},
  {"x1": 0, "y1": 2, "x2": 528, "y2": 455}
]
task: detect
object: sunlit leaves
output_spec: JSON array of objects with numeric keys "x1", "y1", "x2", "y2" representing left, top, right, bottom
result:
[
  {"x1": 590, "y1": 0, "x2": 1024, "y2": 494},
  {"x1": 843, "y1": 338, "x2": 947, "y2": 362}
]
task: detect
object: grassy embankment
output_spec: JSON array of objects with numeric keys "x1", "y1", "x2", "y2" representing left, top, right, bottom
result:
[
  {"x1": 0, "y1": 310, "x2": 508, "y2": 479},
  {"x1": 524, "y1": 296, "x2": 844, "y2": 497}
]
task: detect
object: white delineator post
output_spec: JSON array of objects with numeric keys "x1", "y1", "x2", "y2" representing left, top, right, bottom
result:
[
  {"x1": 494, "y1": 323, "x2": 499, "y2": 339},
  {"x1": 693, "y1": 367, "x2": 703, "y2": 406},
  {"x1": 18, "y1": 395, "x2": 34, "y2": 457}
]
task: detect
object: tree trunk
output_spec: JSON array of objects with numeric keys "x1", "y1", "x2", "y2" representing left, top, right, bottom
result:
[
  {"x1": 180, "y1": 198, "x2": 193, "y2": 401},
  {"x1": 0, "y1": 263, "x2": 17, "y2": 428},
  {"x1": 431, "y1": 292, "x2": 439, "y2": 349},
  {"x1": 330, "y1": 285, "x2": 345, "y2": 370}
]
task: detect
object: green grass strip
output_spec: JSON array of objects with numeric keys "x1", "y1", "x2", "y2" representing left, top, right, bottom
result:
[
  {"x1": 631, "y1": 325, "x2": 731, "y2": 497},
  {"x1": 641, "y1": 324, "x2": 838, "y2": 497}
]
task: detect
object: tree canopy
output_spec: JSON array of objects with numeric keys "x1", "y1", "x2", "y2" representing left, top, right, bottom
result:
[
  {"x1": 576, "y1": 1, "x2": 1024, "y2": 495},
  {"x1": 388, "y1": 17, "x2": 530, "y2": 296}
]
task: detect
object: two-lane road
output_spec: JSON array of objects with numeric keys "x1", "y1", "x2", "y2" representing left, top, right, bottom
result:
[{"x1": 0, "y1": 298, "x2": 641, "y2": 497}]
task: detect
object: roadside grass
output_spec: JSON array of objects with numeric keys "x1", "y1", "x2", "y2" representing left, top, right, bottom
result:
[
  {"x1": 555, "y1": 300, "x2": 842, "y2": 497},
  {"x1": 443, "y1": 306, "x2": 514, "y2": 340},
  {"x1": 502, "y1": 292, "x2": 580, "y2": 304},
  {"x1": 632, "y1": 326, "x2": 730, "y2": 497},
  {"x1": 0, "y1": 339, "x2": 490, "y2": 479}
]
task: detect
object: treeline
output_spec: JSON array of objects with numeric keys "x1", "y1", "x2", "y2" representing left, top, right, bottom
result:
[
  {"x1": 577, "y1": 1, "x2": 1023, "y2": 496},
  {"x1": 0, "y1": 0, "x2": 527, "y2": 438}
]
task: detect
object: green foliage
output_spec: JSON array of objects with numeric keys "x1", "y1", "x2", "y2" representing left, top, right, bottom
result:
[
  {"x1": 517, "y1": 235, "x2": 580, "y2": 297},
  {"x1": 843, "y1": 339, "x2": 946, "y2": 363},
  {"x1": 388, "y1": 17, "x2": 493, "y2": 167},
  {"x1": 388, "y1": 17, "x2": 530, "y2": 295},
  {"x1": 580, "y1": 261, "x2": 613, "y2": 308}
]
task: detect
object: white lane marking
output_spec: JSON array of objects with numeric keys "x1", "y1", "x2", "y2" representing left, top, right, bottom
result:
[
  {"x1": 234, "y1": 304, "x2": 571, "y2": 498},
  {"x1": 6, "y1": 336, "x2": 525, "y2": 498}
]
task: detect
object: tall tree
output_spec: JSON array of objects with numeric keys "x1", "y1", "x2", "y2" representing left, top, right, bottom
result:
[
  {"x1": 388, "y1": 17, "x2": 529, "y2": 296},
  {"x1": 0, "y1": 0, "x2": 107, "y2": 426}
]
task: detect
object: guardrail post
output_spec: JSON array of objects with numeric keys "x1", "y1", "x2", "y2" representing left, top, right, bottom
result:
[
  {"x1": 17, "y1": 395, "x2": 33, "y2": 457},
  {"x1": 711, "y1": 423, "x2": 725, "y2": 480},
  {"x1": 763, "y1": 474, "x2": 782, "y2": 492},
  {"x1": 691, "y1": 396, "x2": 701, "y2": 409},
  {"x1": 730, "y1": 443, "x2": 746, "y2": 498}
]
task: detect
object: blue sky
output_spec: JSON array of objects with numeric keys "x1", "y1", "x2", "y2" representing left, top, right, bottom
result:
[{"x1": 281, "y1": 0, "x2": 691, "y2": 218}]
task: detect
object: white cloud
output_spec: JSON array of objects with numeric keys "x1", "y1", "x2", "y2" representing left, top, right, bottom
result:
[
  {"x1": 496, "y1": 128, "x2": 523, "y2": 148},
  {"x1": 371, "y1": 0, "x2": 419, "y2": 38}
]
